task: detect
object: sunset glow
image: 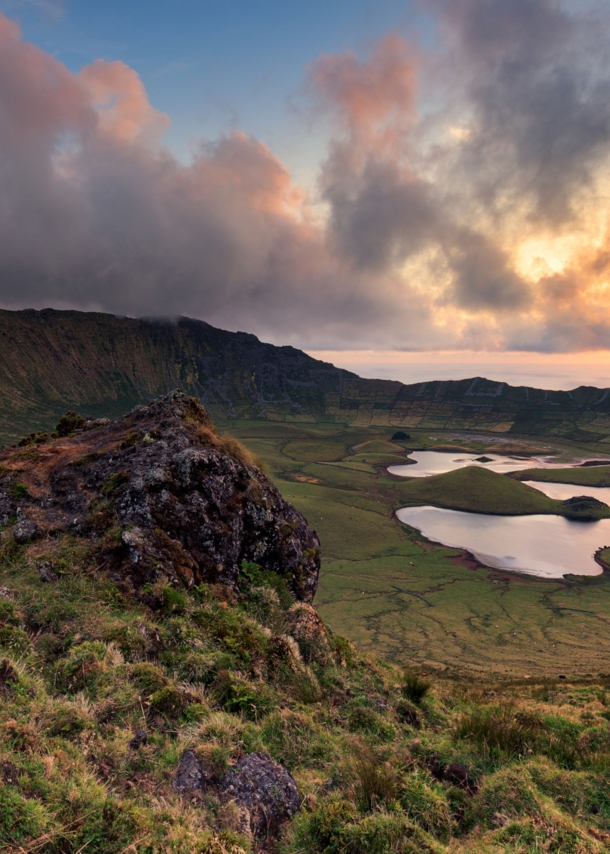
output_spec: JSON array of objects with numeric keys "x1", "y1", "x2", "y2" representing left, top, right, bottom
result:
[{"x1": 1, "y1": 0, "x2": 610, "y2": 379}]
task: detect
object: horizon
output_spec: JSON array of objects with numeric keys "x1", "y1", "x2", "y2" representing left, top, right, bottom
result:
[{"x1": 1, "y1": 1, "x2": 610, "y2": 377}]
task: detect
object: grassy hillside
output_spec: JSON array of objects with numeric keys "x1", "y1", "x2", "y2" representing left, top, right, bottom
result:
[
  {"x1": 393, "y1": 466, "x2": 565, "y2": 516},
  {"x1": 2, "y1": 533, "x2": 610, "y2": 852},
  {"x1": 2, "y1": 400, "x2": 610, "y2": 850},
  {"x1": 0, "y1": 309, "x2": 355, "y2": 443}
]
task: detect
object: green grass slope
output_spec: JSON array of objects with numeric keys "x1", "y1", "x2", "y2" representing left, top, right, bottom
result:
[
  {"x1": 394, "y1": 465, "x2": 585, "y2": 516},
  {"x1": 228, "y1": 421, "x2": 610, "y2": 677},
  {"x1": 1, "y1": 538, "x2": 610, "y2": 852}
]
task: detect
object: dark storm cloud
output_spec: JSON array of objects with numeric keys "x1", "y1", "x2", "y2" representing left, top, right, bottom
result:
[{"x1": 442, "y1": 0, "x2": 610, "y2": 225}]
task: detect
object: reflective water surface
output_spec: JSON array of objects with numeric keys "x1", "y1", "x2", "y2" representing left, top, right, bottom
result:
[
  {"x1": 388, "y1": 451, "x2": 567, "y2": 479},
  {"x1": 391, "y1": 451, "x2": 610, "y2": 577},
  {"x1": 395, "y1": 506, "x2": 609, "y2": 578},
  {"x1": 525, "y1": 480, "x2": 610, "y2": 505}
]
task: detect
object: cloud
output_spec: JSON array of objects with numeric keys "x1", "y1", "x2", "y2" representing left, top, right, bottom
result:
[
  {"x1": 440, "y1": 0, "x2": 610, "y2": 226},
  {"x1": 0, "y1": 15, "x2": 442, "y2": 349},
  {"x1": 0, "y1": 5, "x2": 610, "y2": 352},
  {"x1": 79, "y1": 60, "x2": 170, "y2": 144}
]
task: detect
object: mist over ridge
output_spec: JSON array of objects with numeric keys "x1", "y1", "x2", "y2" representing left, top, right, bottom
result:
[{"x1": 1, "y1": 307, "x2": 610, "y2": 446}]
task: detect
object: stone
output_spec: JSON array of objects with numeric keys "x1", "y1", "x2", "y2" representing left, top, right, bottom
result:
[
  {"x1": 173, "y1": 749, "x2": 205, "y2": 793},
  {"x1": 128, "y1": 729, "x2": 148, "y2": 750},
  {"x1": 218, "y1": 752, "x2": 299, "y2": 838},
  {"x1": 38, "y1": 562, "x2": 58, "y2": 583},
  {"x1": 13, "y1": 520, "x2": 38, "y2": 543},
  {"x1": 0, "y1": 392, "x2": 320, "y2": 602}
]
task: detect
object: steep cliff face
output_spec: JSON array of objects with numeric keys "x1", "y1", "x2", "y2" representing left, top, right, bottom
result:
[
  {"x1": 0, "y1": 392, "x2": 320, "y2": 602},
  {"x1": 0, "y1": 308, "x2": 353, "y2": 442},
  {"x1": 1, "y1": 308, "x2": 610, "y2": 444}
]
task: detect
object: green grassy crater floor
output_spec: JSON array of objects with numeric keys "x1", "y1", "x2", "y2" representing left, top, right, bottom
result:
[{"x1": 227, "y1": 421, "x2": 610, "y2": 678}]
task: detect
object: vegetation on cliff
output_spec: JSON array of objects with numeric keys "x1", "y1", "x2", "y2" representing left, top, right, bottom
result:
[{"x1": 3, "y1": 308, "x2": 610, "y2": 445}]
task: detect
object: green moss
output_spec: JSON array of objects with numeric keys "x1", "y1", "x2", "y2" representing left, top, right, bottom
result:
[
  {"x1": 45, "y1": 702, "x2": 93, "y2": 738},
  {"x1": 7, "y1": 482, "x2": 28, "y2": 499},
  {"x1": 100, "y1": 470, "x2": 129, "y2": 495}
]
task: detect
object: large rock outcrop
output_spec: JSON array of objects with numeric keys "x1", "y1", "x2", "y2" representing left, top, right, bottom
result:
[{"x1": 0, "y1": 392, "x2": 320, "y2": 601}]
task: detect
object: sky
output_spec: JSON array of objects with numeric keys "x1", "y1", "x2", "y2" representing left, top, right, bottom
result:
[{"x1": 1, "y1": 0, "x2": 610, "y2": 388}]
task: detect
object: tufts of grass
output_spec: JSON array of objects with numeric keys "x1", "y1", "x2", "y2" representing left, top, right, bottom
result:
[
  {"x1": 2, "y1": 473, "x2": 610, "y2": 851},
  {"x1": 351, "y1": 746, "x2": 398, "y2": 812},
  {"x1": 455, "y1": 703, "x2": 547, "y2": 757}
]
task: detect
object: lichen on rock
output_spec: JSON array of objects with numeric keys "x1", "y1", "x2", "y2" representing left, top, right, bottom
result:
[
  {"x1": 0, "y1": 391, "x2": 320, "y2": 602},
  {"x1": 218, "y1": 752, "x2": 300, "y2": 838}
]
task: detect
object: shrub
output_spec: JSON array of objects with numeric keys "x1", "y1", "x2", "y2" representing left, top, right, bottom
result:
[
  {"x1": 527, "y1": 757, "x2": 610, "y2": 825},
  {"x1": 469, "y1": 765, "x2": 542, "y2": 828},
  {"x1": 213, "y1": 670, "x2": 274, "y2": 720},
  {"x1": 102, "y1": 623, "x2": 149, "y2": 660},
  {"x1": 347, "y1": 704, "x2": 396, "y2": 741},
  {"x1": 402, "y1": 673, "x2": 431, "y2": 705},
  {"x1": 0, "y1": 624, "x2": 31, "y2": 655},
  {"x1": 35, "y1": 632, "x2": 70, "y2": 662},
  {"x1": 7, "y1": 482, "x2": 28, "y2": 499},
  {"x1": 396, "y1": 699, "x2": 420, "y2": 728},
  {"x1": 288, "y1": 668, "x2": 322, "y2": 705},
  {"x1": 344, "y1": 812, "x2": 441, "y2": 853},
  {"x1": 179, "y1": 650, "x2": 237, "y2": 685},
  {"x1": 192, "y1": 604, "x2": 269, "y2": 669},
  {"x1": 288, "y1": 800, "x2": 442, "y2": 854},
  {"x1": 398, "y1": 772, "x2": 454, "y2": 839},
  {"x1": 161, "y1": 584, "x2": 187, "y2": 615},
  {"x1": 55, "y1": 411, "x2": 86, "y2": 436},
  {"x1": 0, "y1": 785, "x2": 48, "y2": 846},
  {"x1": 24, "y1": 596, "x2": 78, "y2": 633},
  {"x1": 238, "y1": 561, "x2": 293, "y2": 610},
  {"x1": 0, "y1": 598, "x2": 19, "y2": 624},
  {"x1": 130, "y1": 661, "x2": 169, "y2": 694},
  {"x1": 289, "y1": 798, "x2": 357, "y2": 853},
  {"x1": 100, "y1": 470, "x2": 129, "y2": 495},
  {"x1": 259, "y1": 709, "x2": 335, "y2": 768},
  {"x1": 54, "y1": 641, "x2": 118, "y2": 695},
  {"x1": 149, "y1": 684, "x2": 189, "y2": 717}
]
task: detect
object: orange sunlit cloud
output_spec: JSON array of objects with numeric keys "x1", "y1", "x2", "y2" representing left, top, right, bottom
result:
[{"x1": 0, "y1": 1, "x2": 610, "y2": 355}]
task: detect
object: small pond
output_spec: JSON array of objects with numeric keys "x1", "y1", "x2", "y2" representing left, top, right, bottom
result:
[
  {"x1": 387, "y1": 451, "x2": 566, "y2": 479},
  {"x1": 396, "y1": 505, "x2": 609, "y2": 578},
  {"x1": 391, "y1": 451, "x2": 610, "y2": 577}
]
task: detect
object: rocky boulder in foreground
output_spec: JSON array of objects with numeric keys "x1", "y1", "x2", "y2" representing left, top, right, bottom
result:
[{"x1": 0, "y1": 391, "x2": 320, "y2": 601}]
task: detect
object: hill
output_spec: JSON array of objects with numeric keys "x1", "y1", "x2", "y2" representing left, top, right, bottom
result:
[
  {"x1": 393, "y1": 466, "x2": 610, "y2": 519},
  {"x1": 2, "y1": 308, "x2": 610, "y2": 444},
  {"x1": 1, "y1": 396, "x2": 610, "y2": 852}
]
